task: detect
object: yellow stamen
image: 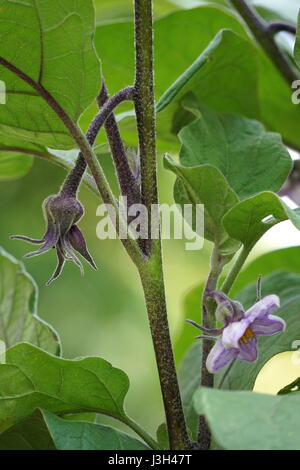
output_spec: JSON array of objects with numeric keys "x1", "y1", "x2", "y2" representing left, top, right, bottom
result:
[{"x1": 238, "y1": 327, "x2": 254, "y2": 344}]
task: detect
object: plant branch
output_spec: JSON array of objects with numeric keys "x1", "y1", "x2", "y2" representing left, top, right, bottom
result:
[
  {"x1": 221, "y1": 246, "x2": 250, "y2": 295},
  {"x1": 229, "y1": 0, "x2": 299, "y2": 85},
  {"x1": 0, "y1": 57, "x2": 144, "y2": 265},
  {"x1": 61, "y1": 85, "x2": 134, "y2": 197},
  {"x1": 2, "y1": 145, "x2": 99, "y2": 195},
  {"x1": 268, "y1": 21, "x2": 296, "y2": 36},
  {"x1": 133, "y1": 0, "x2": 190, "y2": 450},
  {"x1": 98, "y1": 82, "x2": 141, "y2": 207}
]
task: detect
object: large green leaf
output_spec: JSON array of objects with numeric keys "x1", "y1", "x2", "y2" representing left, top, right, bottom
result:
[
  {"x1": 194, "y1": 387, "x2": 300, "y2": 450},
  {"x1": 42, "y1": 410, "x2": 149, "y2": 450},
  {"x1": 156, "y1": 30, "x2": 260, "y2": 147},
  {"x1": 231, "y1": 246, "x2": 300, "y2": 296},
  {"x1": 216, "y1": 271, "x2": 300, "y2": 390},
  {"x1": 0, "y1": 248, "x2": 60, "y2": 355},
  {"x1": 223, "y1": 192, "x2": 300, "y2": 252},
  {"x1": 164, "y1": 155, "x2": 240, "y2": 254},
  {"x1": 93, "y1": 5, "x2": 300, "y2": 151},
  {"x1": 94, "y1": 0, "x2": 178, "y2": 22},
  {"x1": 0, "y1": 0, "x2": 100, "y2": 148},
  {"x1": 178, "y1": 105, "x2": 292, "y2": 199},
  {"x1": 178, "y1": 343, "x2": 201, "y2": 439},
  {"x1": 0, "y1": 409, "x2": 55, "y2": 450},
  {"x1": 0, "y1": 343, "x2": 130, "y2": 433}
]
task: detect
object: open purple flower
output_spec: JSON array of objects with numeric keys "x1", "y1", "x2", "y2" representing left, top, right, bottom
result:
[
  {"x1": 11, "y1": 194, "x2": 96, "y2": 286},
  {"x1": 188, "y1": 291, "x2": 285, "y2": 373}
]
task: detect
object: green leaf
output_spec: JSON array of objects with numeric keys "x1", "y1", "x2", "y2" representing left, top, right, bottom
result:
[
  {"x1": 177, "y1": 104, "x2": 292, "y2": 199},
  {"x1": 164, "y1": 155, "x2": 240, "y2": 255},
  {"x1": 156, "y1": 423, "x2": 169, "y2": 450},
  {"x1": 175, "y1": 283, "x2": 203, "y2": 364},
  {"x1": 42, "y1": 411, "x2": 150, "y2": 450},
  {"x1": 0, "y1": 248, "x2": 60, "y2": 354},
  {"x1": 0, "y1": 409, "x2": 55, "y2": 450},
  {"x1": 231, "y1": 246, "x2": 300, "y2": 296},
  {"x1": 0, "y1": 342, "x2": 129, "y2": 433},
  {"x1": 295, "y1": 10, "x2": 300, "y2": 69},
  {"x1": 0, "y1": 133, "x2": 54, "y2": 181},
  {"x1": 156, "y1": 30, "x2": 260, "y2": 143},
  {"x1": 91, "y1": 7, "x2": 255, "y2": 151},
  {"x1": 216, "y1": 270, "x2": 300, "y2": 390},
  {"x1": 278, "y1": 377, "x2": 300, "y2": 395},
  {"x1": 93, "y1": 0, "x2": 179, "y2": 22},
  {"x1": 93, "y1": 6, "x2": 300, "y2": 150},
  {"x1": 223, "y1": 191, "x2": 300, "y2": 252},
  {"x1": 0, "y1": 0, "x2": 100, "y2": 148},
  {"x1": 178, "y1": 343, "x2": 201, "y2": 439},
  {"x1": 194, "y1": 387, "x2": 300, "y2": 450}
]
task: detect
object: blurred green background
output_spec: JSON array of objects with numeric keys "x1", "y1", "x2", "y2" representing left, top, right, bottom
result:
[{"x1": 1, "y1": 0, "x2": 299, "y2": 438}]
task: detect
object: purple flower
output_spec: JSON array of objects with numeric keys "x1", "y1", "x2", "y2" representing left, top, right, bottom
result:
[
  {"x1": 11, "y1": 194, "x2": 96, "y2": 286},
  {"x1": 188, "y1": 291, "x2": 285, "y2": 374}
]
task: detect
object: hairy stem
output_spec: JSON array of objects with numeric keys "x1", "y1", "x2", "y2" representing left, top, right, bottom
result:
[
  {"x1": 98, "y1": 82, "x2": 141, "y2": 207},
  {"x1": 61, "y1": 86, "x2": 134, "y2": 198},
  {"x1": 229, "y1": 0, "x2": 299, "y2": 85},
  {"x1": 139, "y1": 258, "x2": 190, "y2": 450},
  {"x1": 133, "y1": 0, "x2": 190, "y2": 449},
  {"x1": 268, "y1": 21, "x2": 296, "y2": 36},
  {"x1": 198, "y1": 246, "x2": 224, "y2": 449},
  {"x1": 221, "y1": 246, "x2": 250, "y2": 295},
  {"x1": 134, "y1": 0, "x2": 157, "y2": 256}
]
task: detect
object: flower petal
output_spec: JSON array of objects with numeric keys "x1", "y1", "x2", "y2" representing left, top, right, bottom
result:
[
  {"x1": 206, "y1": 338, "x2": 238, "y2": 373},
  {"x1": 237, "y1": 337, "x2": 258, "y2": 362},
  {"x1": 245, "y1": 295, "x2": 280, "y2": 323},
  {"x1": 251, "y1": 314, "x2": 286, "y2": 336},
  {"x1": 46, "y1": 246, "x2": 66, "y2": 286},
  {"x1": 68, "y1": 225, "x2": 97, "y2": 270},
  {"x1": 222, "y1": 318, "x2": 250, "y2": 349},
  {"x1": 61, "y1": 235, "x2": 84, "y2": 275},
  {"x1": 10, "y1": 235, "x2": 44, "y2": 244}
]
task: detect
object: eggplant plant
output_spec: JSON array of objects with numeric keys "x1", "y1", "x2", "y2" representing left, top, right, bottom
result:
[{"x1": 0, "y1": 0, "x2": 300, "y2": 451}]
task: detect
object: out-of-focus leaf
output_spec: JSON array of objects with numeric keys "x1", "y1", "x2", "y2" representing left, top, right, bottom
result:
[
  {"x1": 0, "y1": 248, "x2": 60, "y2": 355},
  {"x1": 230, "y1": 246, "x2": 300, "y2": 296},
  {"x1": 194, "y1": 387, "x2": 300, "y2": 450},
  {"x1": 0, "y1": 0, "x2": 100, "y2": 148},
  {"x1": 93, "y1": 6, "x2": 300, "y2": 151},
  {"x1": 42, "y1": 410, "x2": 150, "y2": 450},
  {"x1": 178, "y1": 342, "x2": 201, "y2": 439},
  {"x1": 94, "y1": 0, "x2": 179, "y2": 22},
  {"x1": 156, "y1": 423, "x2": 169, "y2": 450},
  {"x1": 0, "y1": 409, "x2": 55, "y2": 450}
]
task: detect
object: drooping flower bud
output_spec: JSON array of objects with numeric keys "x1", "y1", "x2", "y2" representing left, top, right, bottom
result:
[{"x1": 12, "y1": 193, "x2": 96, "y2": 286}]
